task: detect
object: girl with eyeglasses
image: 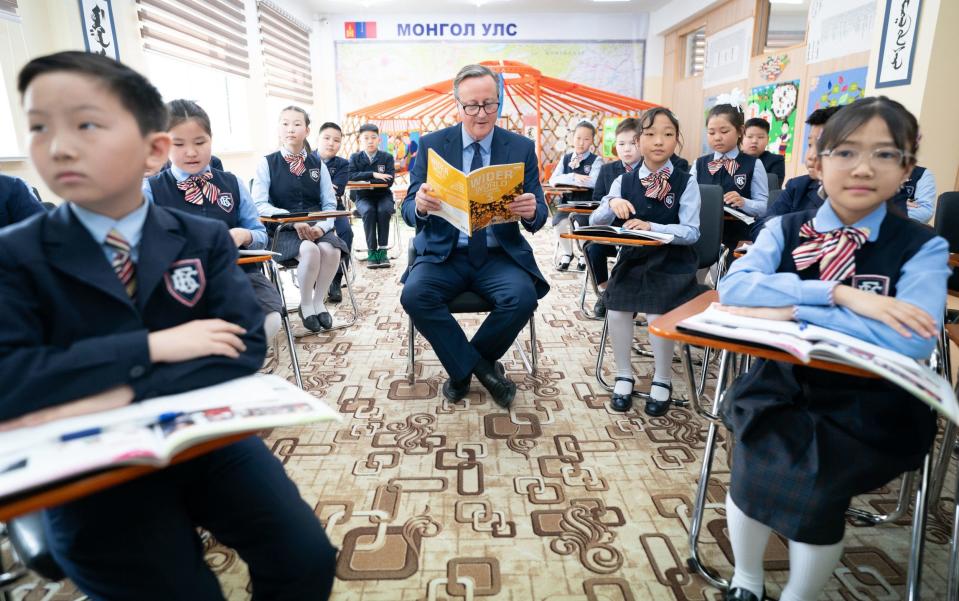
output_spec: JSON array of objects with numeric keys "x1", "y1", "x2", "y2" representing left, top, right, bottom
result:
[{"x1": 715, "y1": 96, "x2": 949, "y2": 601}]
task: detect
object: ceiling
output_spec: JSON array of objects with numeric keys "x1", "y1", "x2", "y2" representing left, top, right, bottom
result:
[{"x1": 305, "y1": 0, "x2": 670, "y2": 15}]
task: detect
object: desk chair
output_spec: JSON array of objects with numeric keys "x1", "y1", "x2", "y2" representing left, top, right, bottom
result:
[
  {"x1": 594, "y1": 184, "x2": 724, "y2": 402},
  {"x1": 404, "y1": 245, "x2": 537, "y2": 383},
  {"x1": 766, "y1": 172, "x2": 780, "y2": 191},
  {"x1": 766, "y1": 188, "x2": 781, "y2": 210},
  {"x1": 0, "y1": 513, "x2": 72, "y2": 601}
]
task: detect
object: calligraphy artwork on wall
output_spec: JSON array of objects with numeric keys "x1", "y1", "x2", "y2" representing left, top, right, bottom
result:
[
  {"x1": 876, "y1": 0, "x2": 923, "y2": 88},
  {"x1": 79, "y1": 0, "x2": 119, "y2": 60}
]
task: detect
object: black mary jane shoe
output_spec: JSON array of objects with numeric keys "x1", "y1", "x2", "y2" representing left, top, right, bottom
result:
[
  {"x1": 556, "y1": 254, "x2": 573, "y2": 271},
  {"x1": 302, "y1": 314, "x2": 322, "y2": 333},
  {"x1": 725, "y1": 587, "x2": 767, "y2": 601},
  {"x1": 609, "y1": 377, "x2": 634, "y2": 412},
  {"x1": 317, "y1": 312, "x2": 333, "y2": 330},
  {"x1": 644, "y1": 381, "x2": 673, "y2": 417},
  {"x1": 576, "y1": 257, "x2": 587, "y2": 271}
]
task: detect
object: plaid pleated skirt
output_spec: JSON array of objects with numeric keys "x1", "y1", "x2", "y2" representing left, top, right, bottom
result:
[
  {"x1": 723, "y1": 360, "x2": 937, "y2": 544},
  {"x1": 604, "y1": 244, "x2": 703, "y2": 315},
  {"x1": 269, "y1": 228, "x2": 350, "y2": 266}
]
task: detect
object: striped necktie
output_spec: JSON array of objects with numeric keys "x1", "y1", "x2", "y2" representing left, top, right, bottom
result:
[
  {"x1": 467, "y1": 142, "x2": 487, "y2": 268},
  {"x1": 285, "y1": 151, "x2": 306, "y2": 176},
  {"x1": 791, "y1": 221, "x2": 870, "y2": 281},
  {"x1": 105, "y1": 228, "x2": 137, "y2": 298},
  {"x1": 640, "y1": 167, "x2": 672, "y2": 201},
  {"x1": 176, "y1": 172, "x2": 220, "y2": 205},
  {"x1": 624, "y1": 162, "x2": 633, "y2": 173},
  {"x1": 707, "y1": 155, "x2": 738, "y2": 176}
]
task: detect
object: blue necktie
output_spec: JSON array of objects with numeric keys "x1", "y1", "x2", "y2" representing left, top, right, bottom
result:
[{"x1": 467, "y1": 142, "x2": 487, "y2": 268}]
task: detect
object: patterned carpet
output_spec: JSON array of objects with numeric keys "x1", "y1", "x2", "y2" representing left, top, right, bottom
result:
[{"x1": 5, "y1": 220, "x2": 956, "y2": 600}]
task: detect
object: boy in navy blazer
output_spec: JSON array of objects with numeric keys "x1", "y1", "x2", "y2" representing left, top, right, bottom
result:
[
  {"x1": 349, "y1": 123, "x2": 395, "y2": 268},
  {"x1": 400, "y1": 64, "x2": 549, "y2": 409},
  {"x1": 0, "y1": 52, "x2": 335, "y2": 601},
  {"x1": 0, "y1": 174, "x2": 43, "y2": 227}
]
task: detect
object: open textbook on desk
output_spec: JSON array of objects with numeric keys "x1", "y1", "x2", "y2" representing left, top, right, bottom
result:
[
  {"x1": 0, "y1": 375, "x2": 340, "y2": 499},
  {"x1": 425, "y1": 148, "x2": 524, "y2": 235},
  {"x1": 678, "y1": 303, "x2": 959, "y2": 425}
]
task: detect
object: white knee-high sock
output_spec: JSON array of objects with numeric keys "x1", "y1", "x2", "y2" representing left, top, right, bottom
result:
[
  {"x1": 778, "y1": 538, "x2": 844, "y2": 601},
  {"x1": 555, "y1": 219, "x2": 573, "y2": 255},
  {"x1": 296, "y1": 241, "x2": 322, "y2": 317},
  {"x1": 312, "y1": 242, "x2": 340, "y2": 315},
  {"x1": 263, "y1": 311, "x2": 281, "y2": 341},
  {"x1": 645, "y1": 315, "x2": 674, "y2": 402},
  {"x1": 727, "y1": 494, "x2": 771, "y2": 599},
  {"x1": 607, "y1": 310, "x2": 635, "y2": 395}
]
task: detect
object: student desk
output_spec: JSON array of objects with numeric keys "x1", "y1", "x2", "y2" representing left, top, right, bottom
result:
[
  {"x1": 555, "y1": 205, "x2": 596, "y2": 216},
  {"x1": 649, "y1": 291, "x2": 930, "y2": 599},
  {"x1": 257, "y1": 213, "x2": 359, "y2": 333},
  {"x1": 544, "y1": 185, "x2": 590, "y2": 220},
  {"x1": 344, "y1": 181, "x2": 389, "y2": 191},
  {"x1": 561, "y1": 233, "x2": 665, "y2": 393},
  {"x1": 0, "y1": 433, "x2": 251, "y2": 522}
]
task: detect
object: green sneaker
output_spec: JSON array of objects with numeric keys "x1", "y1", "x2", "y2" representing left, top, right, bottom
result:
[
  {"x1": 379, "y1": 249, "x2": 391, "y2": 268},
  {"x1": 366, "y1": 249, "x2": 378, "y2": 267}
]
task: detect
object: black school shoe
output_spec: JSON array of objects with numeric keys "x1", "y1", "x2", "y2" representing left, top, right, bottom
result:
[
  {"x1": 610, "y1": 376, "x2": 634, "y2": 412},
  {"x1": 557, "y1": 254, "x2": 573, "y2": 271},
  {"x1": 302, "y1": 314, "x2": 322, "y2": 332},
  {"x1": 644, "y1": 381, "x2": 672, "y2": 417},
  {"x1": 475, "y1": 359, "x2": 515, "y2": 408},
  {"x1": 327, "y1": 275, "x2": 343, "y2": 303},
  {"x1": 317, "y1": 312, "x2": 333, "y2": 330},
  {"x1": 592, "y1": 295, "x2": 606, "y2": 318},
  {"x1": 442, "y1": 375, "x2": 471, "y2": 402},
  {"x1": 725, "y1": 587, "x2": 769, "y2": 601}
]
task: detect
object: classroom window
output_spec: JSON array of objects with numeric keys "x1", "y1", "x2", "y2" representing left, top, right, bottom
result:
[
  {"x1": 0, "y1": 2, "x2": 24, "y2": 160},
  {"x1": 135, "y1": 0, "x2": 250, "y2": 78},
  {"x1": 144, "y1": 52, "x2": 251, "y2": 151},
  {"x1": 0, "y1": 0, "x2": 18, "y2": 18},
  {"x1": 763, "y1": 0, "x2": 809, "y2": 50},
  {"x1": 257, "y1": 1, "x2": 314, "y2": 108},
  {"x1": 683, "y1": 27, "x2": 706, "y2": 78}
]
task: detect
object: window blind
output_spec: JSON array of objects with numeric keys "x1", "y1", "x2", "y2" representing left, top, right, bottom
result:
[
  {"x1": 257, "y1": 1, "x2": 313, "y2": 106},
  {"x1": 0, "y1": 1, "x2": 19, "y2": 17}
]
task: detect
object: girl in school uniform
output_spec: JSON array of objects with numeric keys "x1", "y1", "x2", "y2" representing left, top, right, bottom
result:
[
  {"x1": 144, "y1": 100, "x2": 282, "y2": 341},
  {"x1": 252, "y1": 106, "x2": 348, "y2": 333},
  {"x1": 590, "y1": 107, "x2": 703, "y2": 417},
  {"x1": 550, "y1": 120, "x2": 602, "y2": 271},
  {"x1": 716, "y1": 96, "x2": 949, "y2": 601},
  {"x1": 692, "y1": 104, "x2": 768, "y2": 255}
]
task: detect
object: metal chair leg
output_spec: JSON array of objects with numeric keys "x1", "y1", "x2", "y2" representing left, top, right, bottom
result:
[
  {"x1": 928, "y1": 421, "x2": 957, "y2": 508},
  {"x1": 324, "y1": 259, "x2": 359, "y2": 332},
  {"x1": 948, "y1": 466, "x2": 959, "y2": 601},
  {"x1": 906, "y1": 453, "x2": 932, "y2": 601},
  {"x1": 512, "y1": 316, "x2": 536, "y2": 376},
  {"x1": 530, "y1": 315, "x2": 538, "y2": 373},
  {"x1": 683, "y1": 346, "x2": 732, "y2": 590},
  {"x1": 595, "y1": 315, "x2": 652, "y2": 402},
  {"x1": 846, "y1": 470, "x2": 916, "y2": 526},
  {"x1": 266, "y1": 261, "x2": 302, "y2": 389},
  {"x1": 407, "y1": 318, "x2": 416, "y2": 384}
]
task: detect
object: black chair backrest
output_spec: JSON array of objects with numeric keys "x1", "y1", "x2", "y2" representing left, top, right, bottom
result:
[
  {"x1": 694, "y1": 184, "x2": 724, "y2": 269},
  {"x1": 767, "y1": 188, "x2": 782, "y2": 210},
  {"x1": 934, "y1": 192, "x2": 959, "y2": 249},
  {"x1": 767, "y1": 173, "x2": 781, "y2": 191}
]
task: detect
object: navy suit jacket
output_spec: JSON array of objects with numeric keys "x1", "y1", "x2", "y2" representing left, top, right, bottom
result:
[
  {"x1": 401, "y1": 124, "x2": 549, "y2": 298},
  {"x1": 0, "y1": 175, "x2": 43, "y2": 228},
  {"x1": 749, "y1": 174, "x2": 822, "y2": 240},
  {"x1": 0, "y1": 203, "x2": 265, "y2": 419}
]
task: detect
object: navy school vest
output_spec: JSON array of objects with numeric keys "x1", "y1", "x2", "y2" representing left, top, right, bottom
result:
[
  {"x1": 617, "y1": 164, "x2": 689, "y2": 227},
  {"x1": 695, "y1": 152, "x2": 756, "y2": 197},
  {"x1": 777, "y1": 207, "x2": 934, "y2": 297},
  {"x1": 148, "y1": 168, "x2": 242, "y2": 229},
  {"x1": 265, "y1": 151, "x2": 324, "y2": 213},
  {"x1": 562, "y1": 152, "x2": 598, "y2": 203},
  {"x1": 889, "y1": 166, "x2": 926, "y2": 216}
]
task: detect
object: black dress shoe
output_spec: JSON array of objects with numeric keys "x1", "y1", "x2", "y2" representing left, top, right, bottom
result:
[
  {"x1": 576, "y1": 257, "x2": 587, "y2": 271},
  {"x1": 474, "y1": 358, "x2": 515, "y2": 408},
  {"x1": 725, "y1": 587, "x2": 764, "y2": 601},
  {"x1": 442, "y1": 375, "x2": 471, "y2": 402},
  {"x1": 557, "y1": 254, "x2": 572, "y2": 271},
  {"x1": 592, "y1": 295, "x2": 606, "y2": 318},
  {"x1": 644, "y1": 381, "x2": 672, "y2": 417},
  {"x1": 327, "y1": 277, "x2": 343, "y2": 303},
  {"x1": 610, "y1": 376, "x2": 634, "y2": 412},
  {"x1": 302, "y1": 314, "x2": 322, "y2": 332},
  {"x1": 317, "y1": 312, "x2": 333, "y2": 330}
]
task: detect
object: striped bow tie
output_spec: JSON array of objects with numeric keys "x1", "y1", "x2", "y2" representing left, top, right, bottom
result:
[
  {"x1": 792, "y1": 221, "x2": 870, "y2": 281},
  {"x1": 640, "y1": 167, "x2": 672, "y2": 201},
  {"x1": 176, "y1": 172, "x2": 220, "y2": 205},
  {"x1": 105, "y1": 228, "x2": 137, "y2": 298},
  {"x1": 707, "y1": 156, "x2": 738, "y2": 176},
  {"x1": 285, "y1": 152, "x2": 306, "y2": 176},
  {"x1": 624, "y1": 162, "x2": 633, "y2": 173}
]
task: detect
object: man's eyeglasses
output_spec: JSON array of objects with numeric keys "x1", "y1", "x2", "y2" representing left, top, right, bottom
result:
[{"x1": 460, "y1": 102, "x2": 500, "y2": 116}]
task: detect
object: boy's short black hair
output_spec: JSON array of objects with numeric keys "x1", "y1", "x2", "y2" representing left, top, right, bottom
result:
[
  {"x1": 319, "y1": 122, "x2": 342, "y2": 134},
  {"x1": 359, "y1": 123, "x2": 379, "y2": 135},
  {"x1": 614, "y1": 117, "x2": 640, "y2": 137},
  {"x1": 744, "y1": 118, "x2": 770, "y2": 133},
  {"x1": 18, "y1": 51, "x2": 167, "y2": 135},
  {"x1": 574, "y1": 120, "x2": 597, "y2": 136},
  {"x1": 805, "y1": 105, "x2": 842, "y2": 127}
]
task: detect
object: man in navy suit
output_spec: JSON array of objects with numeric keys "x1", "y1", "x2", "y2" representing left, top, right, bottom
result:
[{"x1": 400, "y1": 64, "x2": 549, "y2": 408}]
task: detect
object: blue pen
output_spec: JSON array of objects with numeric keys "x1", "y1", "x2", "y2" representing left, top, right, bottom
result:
[
  {"x1": 60, "y1": 427, "x2": 102, "y2": 442},
  {"x1": 157, "y1": 411, "x2": 183, "y2": 424}
]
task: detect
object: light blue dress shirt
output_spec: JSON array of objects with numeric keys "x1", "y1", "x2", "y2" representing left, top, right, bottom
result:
[
  {"x1": 690, "y1": 148, "x2": 769, "y2": 217},
  {"x1": 591, "y1": 159, "x2": 702, "y2": 245},
  {"x1": 718, "y1": 201, "x2": 950, "y2": 359},
  {"x1": 141, "y1": 164, "x2": 267, "y2": 250},
  {"x1": 69, "y1": 200, "x2": 150, "y2": 263},
  {"x1": 907, "y1": 168, "x2": 936, "y2": 224},
  {"x1": 549, "y1": 152, "x2": 602, "y2": 188},
  {"x1": 251, "y1": 147, "x2": 337, "y2": 232}
]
